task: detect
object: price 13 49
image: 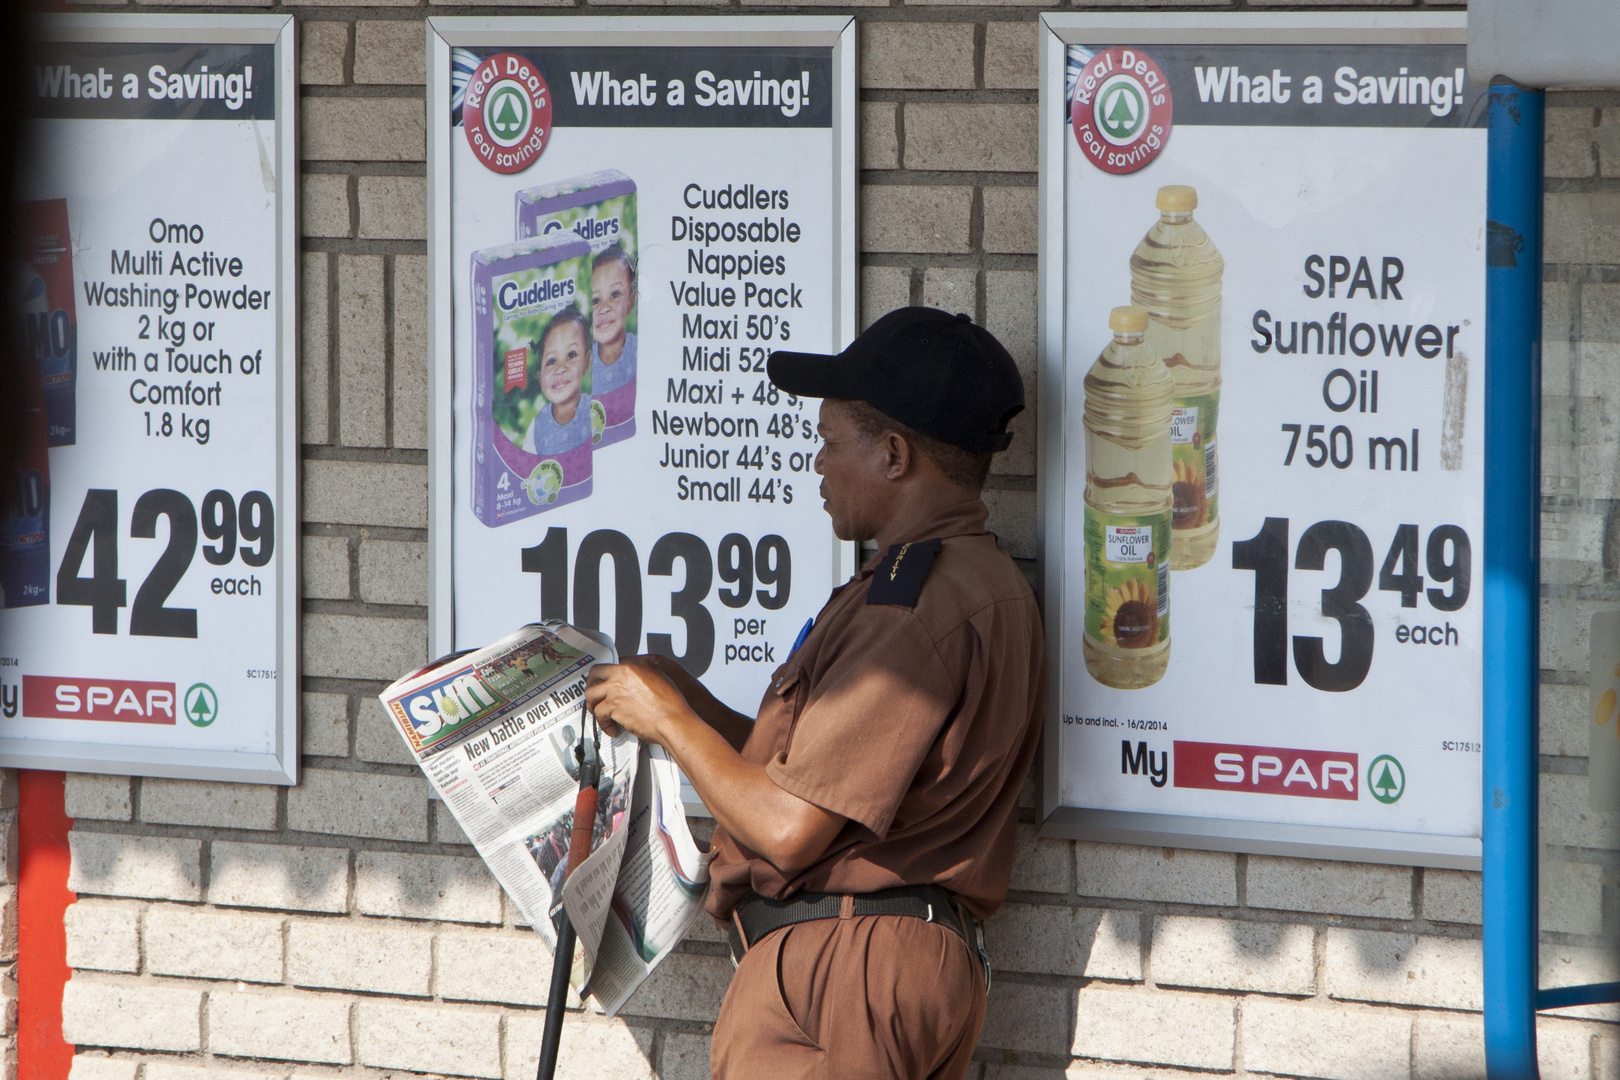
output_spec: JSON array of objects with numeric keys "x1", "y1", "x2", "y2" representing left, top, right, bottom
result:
[
  {"x1": 521, "y1": 527, "x2": 789, "y2": 677},
  {"x1": 1231, "y1": 518, "x2": 1470, "y2": 692},
  {"x1": 57, "y1": 488, "x2": 275, "y2": 638}
]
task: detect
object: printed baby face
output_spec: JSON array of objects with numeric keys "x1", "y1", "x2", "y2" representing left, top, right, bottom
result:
[
  {"x1": 540, "y1": 320, "x2": 588, "y2": 407},
  {"x1": 591, "y1": 260, "x2": 635, "y2": 348}
]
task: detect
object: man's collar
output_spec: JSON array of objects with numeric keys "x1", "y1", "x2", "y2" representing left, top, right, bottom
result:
[{"x1": 868, "y1": 499, "x2": 990, "y2": 567}]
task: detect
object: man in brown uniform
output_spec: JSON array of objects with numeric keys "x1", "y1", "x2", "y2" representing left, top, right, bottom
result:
[{"x1": 585, "y1": 307, "x2": 1044, "y2": 1080}]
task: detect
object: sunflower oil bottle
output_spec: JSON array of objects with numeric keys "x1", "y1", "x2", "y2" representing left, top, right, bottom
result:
[
  {"x1": 1083, "y1": 306, "x2": 1174, "y2": 690},
  {"x1": 1130, "y1": 184, "x2": 1224, "y2": 570}
]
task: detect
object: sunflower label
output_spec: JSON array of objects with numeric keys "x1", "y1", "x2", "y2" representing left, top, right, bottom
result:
[
  {"x1": 1171, "y1": 390, "x2": 1218, "y2": 530},
  {"x1": 1084, "y1": 507, "x2": 1170, "y2": 651}
]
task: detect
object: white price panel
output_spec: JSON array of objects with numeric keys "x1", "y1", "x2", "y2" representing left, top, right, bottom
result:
[
  {"x1": 1039, "y1": 15, "x2": 1486, "y2": 865},
  {"x1": 0, "y1": 16, "x2": 298, "y2": 783},
  {"x1": 429, "y1": 18, "x2": 856, "y2": 721}
]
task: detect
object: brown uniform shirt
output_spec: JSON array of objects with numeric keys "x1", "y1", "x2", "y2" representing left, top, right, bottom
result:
[{"x1": 706, "y1": 499, "x2": 1044, "y2": 923}]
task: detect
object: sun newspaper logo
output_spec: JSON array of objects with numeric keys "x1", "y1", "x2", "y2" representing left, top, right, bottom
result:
[
  {"x1": 389, "y1": 665, "x2": 509, "y2": 752},
  {"x1": 1173, "y1": 740, "x2": 1358, "y2": 801},
  {"x1": 22, "y1": 675, "x2": 177, "y2": 724},
  {"x1": 1071, "y1": 47, "x2": 1173, "y2": 175},
  {"x1": 464, "y1": 53, "x2": 553, "y2": 175}
]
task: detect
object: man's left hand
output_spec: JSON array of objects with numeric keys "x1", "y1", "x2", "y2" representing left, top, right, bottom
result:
[{"x1": 585, "y1": 656, "x2": 691, "y2": 743}]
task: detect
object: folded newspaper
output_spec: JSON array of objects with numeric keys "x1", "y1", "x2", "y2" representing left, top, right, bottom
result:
[{"x1": 378, "y1": 622, "x2": 712, "y2": 1015}]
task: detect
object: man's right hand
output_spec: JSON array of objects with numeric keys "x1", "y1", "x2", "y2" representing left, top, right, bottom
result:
[{"x1": 622, "y1": 654, "x2": 754, "y2": 752}]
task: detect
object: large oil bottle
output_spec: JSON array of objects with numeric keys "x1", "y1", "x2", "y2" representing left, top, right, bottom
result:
[
  {"x1": 1083, "y1": 306, "x2": 1174, "y2": 690},
  {"x1": 1130, "y1": 184, "x2": 1224, "y2": 571}
]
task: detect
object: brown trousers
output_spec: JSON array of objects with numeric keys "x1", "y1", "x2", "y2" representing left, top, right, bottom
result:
[{"x1": 711, "y1": 912, "x2": 986, "y2": 1080}]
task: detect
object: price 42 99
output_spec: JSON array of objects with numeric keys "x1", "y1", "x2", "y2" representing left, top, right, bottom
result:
[
  {"x1": 1231, "y1": 517, "x2": 1470, "y2": 692},
  {"x1": 56, "y1": 488, "x2": 275, "y2": 638}
]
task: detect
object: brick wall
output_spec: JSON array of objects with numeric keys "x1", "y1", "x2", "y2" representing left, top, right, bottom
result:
[{"x1": 44, "y1": 3, "x2": 1620, "y2": 1078}]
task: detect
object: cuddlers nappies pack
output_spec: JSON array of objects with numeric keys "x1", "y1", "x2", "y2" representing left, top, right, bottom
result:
[
  {"x1": 516, "y1": 170, "x2": 638, "y2": 447},
  {"x1": 471, "y1": 233, "x2": 597, "y2": 527}
]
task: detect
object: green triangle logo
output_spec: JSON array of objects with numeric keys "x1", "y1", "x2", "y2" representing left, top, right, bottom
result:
[{"x1": 1368, "y1": 755, "x2": 1405, "y2": 804}]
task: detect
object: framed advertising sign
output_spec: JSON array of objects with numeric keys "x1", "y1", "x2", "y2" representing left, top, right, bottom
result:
[
  {"x1": 0, "y1": 15, "x2": 299, "y2": 783},
  {"x1": 1039, "y1": 13, "x2": 1486, "y2": 866},
  {"x1": 427, "y1": 18, "x2": 857, "y2": 729}
]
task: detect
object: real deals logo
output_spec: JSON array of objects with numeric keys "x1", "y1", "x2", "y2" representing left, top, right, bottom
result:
[
  {"x1": 464, "y1": 53, "x2": 553, "y2": 175},
  {"x1": 1368, "y1": 754, "x2": 1406, "y2": 804},
  {"x1": 1071, "y1": 48, "x2": 1173, "y2": 175}
]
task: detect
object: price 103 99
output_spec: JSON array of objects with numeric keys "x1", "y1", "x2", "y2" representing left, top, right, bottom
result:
[{"x1": 1231, "y1": 517, "x2": 1471, "y2": 692}]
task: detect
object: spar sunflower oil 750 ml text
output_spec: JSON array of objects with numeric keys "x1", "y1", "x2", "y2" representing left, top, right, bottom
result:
[
  {"x1": 1130, "y1": 185, "x2": 1223, "y2": 570},
  {"x1": 1083, "y1": 306, "x2": 1174, "y2": 690}
]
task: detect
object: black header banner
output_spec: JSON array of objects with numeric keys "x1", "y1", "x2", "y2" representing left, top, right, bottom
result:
[
  {"x1": 454, "y1": 46, "x2": 833, "y2": 129},
  {"x1": 29, "y1": 42, "x2": 276, "y2": 122},
  {"x1": 1071, "y1": 44, "x2": 1486, "y2": 129}
]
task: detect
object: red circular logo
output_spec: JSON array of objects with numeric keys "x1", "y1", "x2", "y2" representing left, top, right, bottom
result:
[
  {"x1": 464, "y1": 53, "x2": 552, "y2": 175},
  {"x1": 1071, "y1": 48, "x2": 1173, "y2": 174}
]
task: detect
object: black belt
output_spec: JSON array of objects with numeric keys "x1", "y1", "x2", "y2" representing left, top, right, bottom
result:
[{"x1": 728, "y1": 884, "x2": 969, "y2": 963}]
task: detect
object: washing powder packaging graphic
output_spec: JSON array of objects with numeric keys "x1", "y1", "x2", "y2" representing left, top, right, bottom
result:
[
  {"x1": 472, "y1": 234, "x2": 596, "y2": 525},
  {"x1": 1041, "y1": 17, "x2": 1490, "y2": 863},
  {"x1": 23, "y1": 199, "x2": 77, "y2": 447},
  {"x1": 516, "y1": 170, "x2": 639, "y2": 446},
  {"x1": 0, "y1": 364, "x2": 50, "y2": 609}
]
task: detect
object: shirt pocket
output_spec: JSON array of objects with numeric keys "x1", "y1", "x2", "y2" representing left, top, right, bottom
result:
[{"x1": 750, "y1": 665, "x2": 807, "y2": 766}]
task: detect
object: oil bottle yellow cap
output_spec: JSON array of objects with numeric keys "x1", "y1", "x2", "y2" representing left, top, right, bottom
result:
[
  {"x1": 1156, "y1": 185, "x2": 1198, "y2": 213},
  {"x1": 1109, "y1": 306, "x2": 1149, "y2": 334}
]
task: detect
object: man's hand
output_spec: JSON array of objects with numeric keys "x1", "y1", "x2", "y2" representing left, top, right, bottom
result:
[{"x1": 584, "y1": 656, "x2": 692, "y2": 744}]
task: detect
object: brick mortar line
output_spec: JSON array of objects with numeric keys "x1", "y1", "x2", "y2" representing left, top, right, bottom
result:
[
  {"x1": 301, "y1": 162, "x2": 428, "y2": 178},
  {"x1": 302, "y1": 445, "x2": 428, "y2": 463},
  {"x1": 301, "y1": 85, "x2": 426, "y2": 99},
  {"x1": 301, "y1": 522, "x2": 429, "y2": 541},
  {"x1": 302, "y1": 238, "x2": 427, "y2": 255},
  {"x1": 301, "y1": 598, "x2": 428, "y2": 619}
]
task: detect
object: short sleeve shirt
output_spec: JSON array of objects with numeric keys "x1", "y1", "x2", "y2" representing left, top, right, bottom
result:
[{"x1": 706, "y1": 500, "x2": 1045, "y2": 922}]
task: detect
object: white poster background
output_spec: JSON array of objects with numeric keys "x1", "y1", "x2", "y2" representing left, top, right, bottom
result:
[
  {"x1": 0, "y1": 19, "x2": 295, "y2": 782},
  {"x1": 1056, "y1": 45, "x2": 1486, "y2": 843},
  {"x1": 443, "y1": 33, "x2": 849, "y2": 715}
]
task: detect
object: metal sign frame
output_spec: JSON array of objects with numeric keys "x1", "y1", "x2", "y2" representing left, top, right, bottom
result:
[
  {"x1": 426, "y1": 15, "x2": 859, "y2": 661},
  {"x1": 1, "y1": 14, "x2": 300, "y2": 785},
  {"x1": 1037, "y1": 12, "x2": 1484, "y2": 867}
]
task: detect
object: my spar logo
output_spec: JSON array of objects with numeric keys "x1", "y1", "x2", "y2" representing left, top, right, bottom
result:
[
  {"x1": 1071, "y1": 47, "x2": 1173, "y2": 174},
  {"x1": 464, "y1": 53, "x2": 553, "y2": 175}
]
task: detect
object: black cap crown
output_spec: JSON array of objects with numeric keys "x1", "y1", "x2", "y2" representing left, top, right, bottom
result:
[{"x1": 766, "y1": 307, "x2": 1025, "y2": 453}]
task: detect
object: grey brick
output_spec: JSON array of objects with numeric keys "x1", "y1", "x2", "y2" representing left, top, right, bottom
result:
[
  {"x1": 922, "y1": 267, "x2": 976, "y2": 314},
  {"x1": 981, "y1": 980, "x2": 1073, "y2": 1057},
  {"x1": 301, "y1": 174, "x2": 350, "y2": 239},
  {"x1": 67, "y1": 1059, "x2": 139, "y2": 1080},
  {"x1": 359, "y1": 538, "x2": 427, "y2": 606},
  {"x1": 208, "y1": 840, "x2": 350, "y2": 913},
  {"x1": 1546, "y1": 192, "x2": 1620, "y2": 265},
  {"x1": 1324, "y1": 929, "x2": 1482, "y2": 1010},
  {"x1": 861, "y1": 101, "x2": 898, "y2": 170},
  {"x1": 1247, "y1": 856, "x2": 1413, "y2": 918},
  {"x1": 1242, "y1": 997, "x2": 1410, "y2": 1080},
  {"x1": 301, "y1": 252, "x2": 331, "y2": 445},
  {"x1": 1414, "y1": 1012, "x2": 1486, "y2": 1080},
  {"x1": 287, "y1": 919, "x2": 432, "y2": 995},
  {"x1": 1423, "y1": 868, "x2": 1481, "y2": 925},
  {"x1": 985, "y1": 21, "x2": 1038, "y2": 89},
  {"x1": 354, "y1": 1001, "x2": 501, "y2": 1078},
  {"x1": 906, "y1": 104, "x2": 1038, "y2": 173},
  {"x1": 301, "y1": 98, "x2": 424, "y2": 162},
  {"x1": 1582, "y1": 282, "x2": 1620, "y2": 343},
  {"x1": 288, "y1": 766, "x2": 430, "y2": 842},
  {"x1": 207, "y1": 987, "x2": 353, "y2": 1064},
  {"x1": 144, "y1": 1065, "x2": 288, "y2": 1080},
  {"x1": 301, "y1": 612, "x2": 426, "y2": 682},
  {"x1": 64, "y1": 899, "x2": 141, "y2": 973},
  {"x1": 354, "y1": 850, "x2": 501, "y2": 923},
  {"x1": 1540, "y1": 683, "x2": 1587, "y2": 759},
  {"x1": 660, "y1": 1033, "x2": 712, "y2": 1080},
  {"x1": 63, "y1": 978, "x2": 203, "y2": 1051},
  {"x1": 983, "y1": 186, "x2": 1038, "y2": 254},
  {"x1": 862, "y1": 185, "x2": 973, "y2": 254},
  {"x1": 68, "y1": 832, "x2": 201, "y2": 902},
  {"x1": 1541, "y1": 771, "x2": 1620, "y2": 851},
  {"x1": 985, "y1": 269, "x2": 1037, "y2": 476},
  {"x1": 358, "y1": 176, "x2": 426, "y2": 240},
  {"x1": 1076, "y1": 842, "x2": 1237, "y2": 906},
  {"x1": 65, "y1": 774, "x2": 131, "y2": 822},
  {"x1": 1071, "y1": 986, "x2": 1234, "y2": 1070},
  {"x1": 338, "y1": 254, "x2": 387, "y2": 448},
  {"x1": 393, "y1": 253, "x2": 430, "y2": 450},
  {"x1": 1007, "y1": 823, "x2": 1068, "y2": 893},
  {"x1": 505, "y1": 1015, "x2": 657, "y2": 1080},
  {"x1": 301, "y1": 535, "x2": 351, "y2": 600},
  {"x1": 303, "y1": 459, "x2": 427, "y2": 528},
  {"x1": 437, "y1": 930, "x2": 556, "y2": 1005},
  {"x1": 618, "y1": 951, "x2": 733, "y2": 1021},
  {"x1": 863, "y1": 21, "x2": 974, "y2": 88},
  {"x1": 1152, "y1": 915, "x2": 1315, "y2": 995},
  {"x1": 983, "y1": 488, "x2": 1035, "y2": 559},
  {"x1": 986, "y1": 903, "x2": 1138, "y2": 979},
  {"x1": 357, "y1": 698, "x2": 417, "y2": 765},
  {"x1": 299, "y1": 20, "x2": 347, "y2": 85},
  {"x1": 1542, "y1": 858, "x2": 1604, "y2": 936},
  {"x1": 861, "y1": 265, "x2": 911, "y2": 329},
  {"x1": 145, "y1": 904, "x2": 284, "y2": 983},
  {"x1": 1547, "y1": 107, "x2": 1596, "y2": 178},
  {"x1": 354, "y1": 21, "x2": 426, "y2": 84},
  {"x1": 1596, "y1": 107, "x2": 1620, "y2": 178},
  {"x1": 436, "y1": 800, "x2": 474, "y2": 845},
  {"x1": 140, "y1": 778, "x2": 277, "y2": 831}
]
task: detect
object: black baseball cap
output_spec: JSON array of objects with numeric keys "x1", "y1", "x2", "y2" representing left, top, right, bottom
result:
[{"x1": 767, "y1": 307, "x2": 1025, "y2": 453}]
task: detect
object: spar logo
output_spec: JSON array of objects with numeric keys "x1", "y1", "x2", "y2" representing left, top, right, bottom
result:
[
  {"x1": 1071, "y1": 47, "x2": 1173, "y2": 174},
  {"x1": 1173, "y1": 740, "x2": 1358, "y2": 801},
  {"x1": 464, "y1": 53, "x2": 553, "y2": 175}
]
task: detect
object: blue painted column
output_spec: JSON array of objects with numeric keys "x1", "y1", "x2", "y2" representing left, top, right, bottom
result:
[{"x1": 1482, "y1": 80, "x2": 1544, "y2": 1080}]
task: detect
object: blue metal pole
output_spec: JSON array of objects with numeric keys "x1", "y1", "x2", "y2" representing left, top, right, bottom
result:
[{"x1": 1482, "y1": 80, "x2": 1544, "y2": 1080}]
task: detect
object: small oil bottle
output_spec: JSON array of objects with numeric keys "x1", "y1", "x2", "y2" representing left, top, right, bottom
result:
[
  {"x1": 1082, "y1": 306, "x2": 1174, "y2": 690},
  {"x1": 1130, "y1": 185, "x2": 1224, "y2": 571}
]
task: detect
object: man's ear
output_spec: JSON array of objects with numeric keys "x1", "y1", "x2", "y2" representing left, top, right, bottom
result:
[{"x1": 882, "y1": 430, "x2": 914, "y2": 481}]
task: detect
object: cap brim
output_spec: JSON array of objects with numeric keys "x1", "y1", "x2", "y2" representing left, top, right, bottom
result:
[{"x1": 766, "y1": 350, "x2": 859, "y2": 399}]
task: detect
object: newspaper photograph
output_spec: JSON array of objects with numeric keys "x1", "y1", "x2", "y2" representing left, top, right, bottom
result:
[{"x1": 378, "y1": 622, "x2": 711, "y2": 1012}]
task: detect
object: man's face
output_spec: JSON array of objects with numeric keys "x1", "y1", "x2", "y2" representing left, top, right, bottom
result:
[
  {"x1": 591, "y1": 261, "x2": 634, "y2": 347},
  {"x1": 815, "y1": 400, "x2": 892, "y2": 542}
]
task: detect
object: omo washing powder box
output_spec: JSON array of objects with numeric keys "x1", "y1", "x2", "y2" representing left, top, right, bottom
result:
[
  {"x1": 0, "y1": 362, "x2": 50, "y2": 608},
  {"x1": 22, "y1": 199, "x2": 77, "y2": 447},
  {"x1": 516, "y1": 170, "x2": 638, "y2": 447},
  {"x1": 471, "y1": 233, "x2": 597, "y2": 528}
]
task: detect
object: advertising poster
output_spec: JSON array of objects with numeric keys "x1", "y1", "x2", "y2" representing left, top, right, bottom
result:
[
  {"x1": 430, "y1": 18, "x2": 856, "y2": 720},
  {"x1": 1039, "y1": 15, "x2": 1485, "y2": 864},
  {"x1": 0, "y1": 16, "x2": 298, "y2": 783}
]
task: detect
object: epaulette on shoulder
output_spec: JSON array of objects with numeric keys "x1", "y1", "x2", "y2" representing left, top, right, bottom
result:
[{"x1": 866, "y1": 538, "x2": 943, "y2": 608}]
